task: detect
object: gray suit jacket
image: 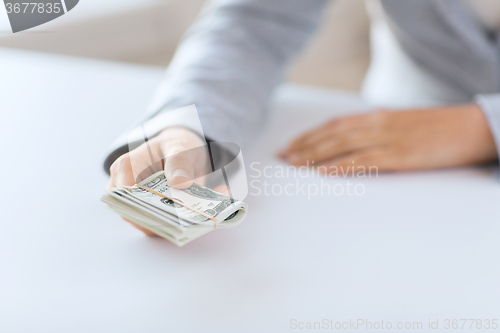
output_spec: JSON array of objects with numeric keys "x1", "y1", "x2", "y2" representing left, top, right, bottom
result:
[{"x1": 104, "y1": 0, "x2": 500, "y2": 173}]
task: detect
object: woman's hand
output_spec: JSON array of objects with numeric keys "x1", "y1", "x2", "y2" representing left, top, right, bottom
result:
[
  {"x1": 281, "y1": 104, "x2": 497, "y2": 172},
  {"x1": 107, "y1": 126, "x2": 227, "y2": 236}
]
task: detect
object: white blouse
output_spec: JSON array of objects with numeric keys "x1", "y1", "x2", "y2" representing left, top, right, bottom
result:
[
  {"x1": 362, "y1": 0, "x2": 500, "y2": 108},
  {"x1": 464, "y1": 0, "x2": 500, "y2": 32}
]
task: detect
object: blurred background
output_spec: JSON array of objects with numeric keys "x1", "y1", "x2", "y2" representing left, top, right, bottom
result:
[{"x1": 0, "y1": 0, "x2": 370, "y2": 91}]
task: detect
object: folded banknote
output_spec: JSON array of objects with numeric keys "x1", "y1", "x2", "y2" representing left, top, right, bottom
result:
[{"x1": 102, "y1": 171, "x2": 248, "y2": 246}]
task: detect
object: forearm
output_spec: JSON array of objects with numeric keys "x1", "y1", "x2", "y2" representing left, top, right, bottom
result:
[
  {"x1": 145, "y1": 0, "x2": 329, "y2": 147},
  {"x1": 104, "y1": 0, "x2": 328, "y2": 174}
]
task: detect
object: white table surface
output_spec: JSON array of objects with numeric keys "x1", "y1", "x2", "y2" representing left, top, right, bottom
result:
[{"x1": 1, "y1": 49, "x2": 499, "y2": 333}]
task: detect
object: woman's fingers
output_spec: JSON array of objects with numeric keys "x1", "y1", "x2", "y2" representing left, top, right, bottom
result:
[
  {"x1": 108, "y1": 155, "x2": 160, "y2": 236},
  {"x1": 287, "y1": 113, "x2": 380, "y2": 152},
  {"x1": 287, "y1": 132, "x2": 381, "y2": 166},
  {"x1": 108, "y1": 127, "x2": 209, "y2": 191},
  {"x1": 107, "y1": 154, "x2": 136, "y2": 189},
  {"x1": 108, "y1": 139, "x2": 166, "y2": 190},
  {"x1": 159, "y1": 127, "x2": 208, "y2": 189},
  {"x1": 318, "y1": 147, "x2": 395, "y2": 175},
  {"x1": 285, "y1": 113, "x2": 386, "y2": 164},
  {"x1": 163, "y1": 152, "x2": 196, "y2": 189},
  {"x1": 106, "y1": 126, "x2": 221, "y2": 237},
  {"x1": 287, "y1": 121, "x2": 338, "y2": 152}
]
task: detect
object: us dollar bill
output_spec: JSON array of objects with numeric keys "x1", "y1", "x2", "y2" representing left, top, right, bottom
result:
[{"x1": 101, "y1": 171, "x2": 247, "y2": 246}]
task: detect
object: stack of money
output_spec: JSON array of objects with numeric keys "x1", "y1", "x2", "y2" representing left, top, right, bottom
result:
[{"x1": 102, "y1": 171, "x2": 248, "y2": 246}]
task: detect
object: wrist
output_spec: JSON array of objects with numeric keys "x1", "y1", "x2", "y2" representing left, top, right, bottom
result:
[{"x1": 462, "y1": 103, "x2": 498, "y2": 163}]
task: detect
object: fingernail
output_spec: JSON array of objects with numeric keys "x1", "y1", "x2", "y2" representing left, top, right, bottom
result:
[{"x1": 173, "y1": 169, "x2": 190, "y2": 179}]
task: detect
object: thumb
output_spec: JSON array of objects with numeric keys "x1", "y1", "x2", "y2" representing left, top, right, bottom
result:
[{"x1": 163, "y1": 148, "x2": 196, "y2": 189}]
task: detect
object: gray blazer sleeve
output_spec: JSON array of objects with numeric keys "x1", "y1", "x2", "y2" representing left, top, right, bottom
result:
[
  {"x1": 475, "y1": 94, "x2": 500, "y2": 166},
  {"x1": 103, "y1": 0, "x2": 328, "y2": 173}
]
